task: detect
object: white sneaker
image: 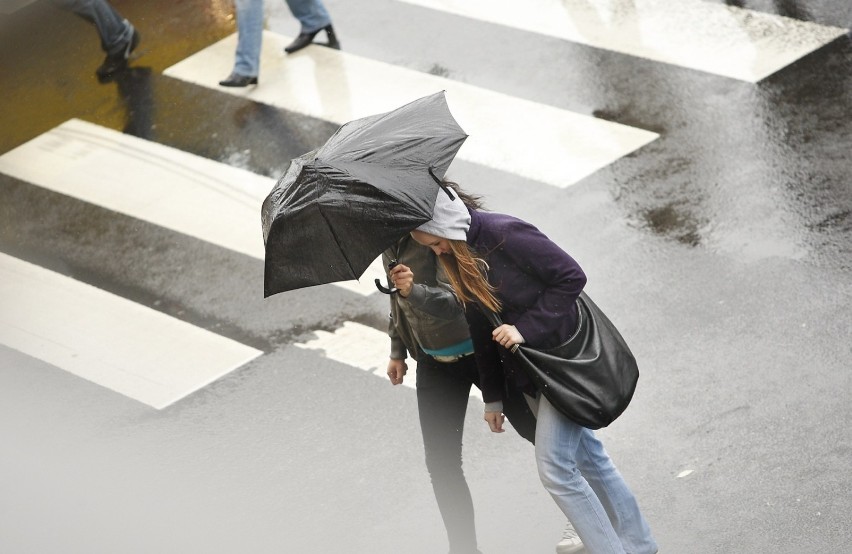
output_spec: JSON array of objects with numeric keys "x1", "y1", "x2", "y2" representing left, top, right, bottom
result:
[{"x1": 555, "y1": 520, "x2": 585, "y2": 554}]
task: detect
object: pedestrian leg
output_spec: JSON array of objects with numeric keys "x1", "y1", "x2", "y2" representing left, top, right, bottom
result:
[
  {"x1": 576, "y1": 431, "x2": 658, "y2": 553},
  {"x1": 535, "y1": 393, "x2": 626, "y2": 554},
  {"x1": 417, "y1": 355, "x2": 481, "y2": 554},
  {"x1": 55, "y1": 0, "x2": 133, "y2": 54},
  {"x1": 284, "y1": 0, "x2": 331, "y2": 33},
  {"x1": 232, "y1": 0, "x2": 263, "y2": 77}
]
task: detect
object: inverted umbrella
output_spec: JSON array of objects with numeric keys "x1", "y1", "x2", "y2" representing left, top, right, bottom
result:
[{"x1": 261, "y1": 91, "x2": 468, "y2": 297}]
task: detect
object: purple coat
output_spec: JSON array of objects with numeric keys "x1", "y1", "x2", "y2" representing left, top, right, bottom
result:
[{"x1": 464, "y1": 209, "x2": 587, "y2": 402}]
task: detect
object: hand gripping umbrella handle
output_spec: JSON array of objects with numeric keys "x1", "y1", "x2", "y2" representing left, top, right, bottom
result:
[{"x1": 377, "y1": 169, "x2": 451, "y2": 295}]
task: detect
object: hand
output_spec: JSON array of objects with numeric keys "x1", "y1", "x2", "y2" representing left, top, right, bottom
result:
[
  {"x1": 484, "y1": 411, "x2": 505, "y2": 433},
  {"x1": 386, "y1": 358, "x2": 408, "y2": 385},
  {"x1": 492, "y1": 324, "x2": 524, "y2": 350},
  {"x1": 389, "y1": 264, "x2": 414, "y2": 297}
]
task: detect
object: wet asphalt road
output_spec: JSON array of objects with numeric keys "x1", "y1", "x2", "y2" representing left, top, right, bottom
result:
[{"x1": 1, "y1": 1, "x2": 852, "y2": 553}]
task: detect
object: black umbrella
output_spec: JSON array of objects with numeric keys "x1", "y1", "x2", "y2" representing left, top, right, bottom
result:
[{"x1": 261, "y1": 91, "x2": 468, "y2": 297}]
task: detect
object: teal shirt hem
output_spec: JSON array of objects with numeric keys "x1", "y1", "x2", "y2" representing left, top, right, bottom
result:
[{"x1": 422, "y1": 339, "x2": 474, "y2": 357}]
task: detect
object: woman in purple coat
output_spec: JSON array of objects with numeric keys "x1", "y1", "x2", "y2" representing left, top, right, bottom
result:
[{"x1": 410, "y1": 189, "x2": 658, "y2": 554}]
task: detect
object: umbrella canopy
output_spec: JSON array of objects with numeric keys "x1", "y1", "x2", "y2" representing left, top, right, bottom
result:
[{"x1": 261, "y1": 91, "x2": 468, "y2": 297}]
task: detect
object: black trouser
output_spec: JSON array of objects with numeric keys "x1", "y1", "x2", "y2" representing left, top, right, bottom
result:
[
  {"x1": 416, "y1": 353, "x2": 536, "y2": 554},
  {"x1": 54, "y1": 0, "x2": 129, "y2": 54}
]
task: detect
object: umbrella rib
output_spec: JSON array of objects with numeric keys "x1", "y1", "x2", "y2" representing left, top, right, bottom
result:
[{"x1": 316, "y1": 203, "x2": 359, "y2": 280}]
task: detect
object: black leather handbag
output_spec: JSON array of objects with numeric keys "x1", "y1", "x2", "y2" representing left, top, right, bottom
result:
[{"x1": 485, "y1": 291, "x2": 639, "y2": 430}]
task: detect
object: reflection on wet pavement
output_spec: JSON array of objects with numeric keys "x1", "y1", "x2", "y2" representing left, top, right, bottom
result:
[{"x1": 1, "y1": 0, "x2": 850, "y2": 273}]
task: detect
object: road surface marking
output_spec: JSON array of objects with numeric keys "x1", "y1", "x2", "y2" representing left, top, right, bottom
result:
[
  {"x1": 294, "y1": 321, "x2": 483, "y2": 400},
  {"x1": 399, "y1": 0, "x2": 848, "y2": 82},
  {"x1": 0, "y1": 252, "x2": 262, "y2": 409},
  {"x1": 0, "y1": 118, "x2": 383, "y2": 296},
  {"x1": 164, "y1": 31, "x2": 659, "y2": 188}
]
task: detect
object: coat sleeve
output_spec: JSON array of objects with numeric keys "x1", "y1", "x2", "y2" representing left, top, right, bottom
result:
[
  {"x1": 383, "y1": 251, "x2": 408, "y2": 360},
  {"x1": 465, "y1": 303, "x2": 505, "y2": 403},
  {"x1": 499, "y1": 219, "x2": 586, "y2": 347},
  {"x1": 402, "y1": 260, "x2": 464, "y2": 320},
  {"x1": 387, "y1": 313, "x2": 407, "y2": 360}
]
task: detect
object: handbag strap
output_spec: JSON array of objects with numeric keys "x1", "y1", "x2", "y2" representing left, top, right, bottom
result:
[
  {"x1": 478, "y1": 305, "x2": 520, "y2": 354},
  {"x1": 480, "y1": 304, "x2": 502, "y2": 328},
  {"x1": 480, "y1": 295, "x2": 587, "y2": 355}
]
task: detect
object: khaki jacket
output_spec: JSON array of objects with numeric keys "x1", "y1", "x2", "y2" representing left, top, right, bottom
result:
[{"x1": 384, "y1": 236, "x2": 471, "y2": 362}]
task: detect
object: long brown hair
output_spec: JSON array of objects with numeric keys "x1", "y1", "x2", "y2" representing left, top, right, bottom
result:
[
  {"x1": 438, "y1": 240, "x2": 501, "y2": 313},
  {"x1": 431, "y1": 179, "x2": 500, "y2": 311},
  {"x1": 442, "y1": 180, "x2": 484, "y2": 210}
]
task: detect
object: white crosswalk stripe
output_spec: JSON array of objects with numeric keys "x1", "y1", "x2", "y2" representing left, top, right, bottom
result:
[
  {"x1": 295, "y1": 321, "x2": 482, "y2": 400},
  {"x1": 399, "y1": 0, "x2": 848, "y2": 82},
  {"x1": 0, "y1": 119, "x2": 382, "y2": 407},
  {"x1": 0, "y1": 118, "x2": 385, "y2": 297},
  {"x1": 164, "y1": 31, "x2": 660, "y2": 189},
  {"x1": 0, "y1": 252, "x2": 262, "y2": 409}
]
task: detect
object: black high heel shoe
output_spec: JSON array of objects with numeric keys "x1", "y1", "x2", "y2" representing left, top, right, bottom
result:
[
  {"x1": 284, "y1": 24, "x2": 340, "y2": 53},
  {"x1": 219, "y1": 73, "x2": 258, "y2": 87}
]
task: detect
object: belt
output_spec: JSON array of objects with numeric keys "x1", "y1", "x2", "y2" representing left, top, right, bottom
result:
[{"x1": 431, "y1": 351, "x2": 475, "y2": 363}]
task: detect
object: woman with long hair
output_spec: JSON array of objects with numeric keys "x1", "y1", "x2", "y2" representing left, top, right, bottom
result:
[
  {"x1": 383, "y1": 182, "x2": 583, "y2": 554},
  {"x1": 410, "y1": 187, "x2": 658, "y2": 554}
]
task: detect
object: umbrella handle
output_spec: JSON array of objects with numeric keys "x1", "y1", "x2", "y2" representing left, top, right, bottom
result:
[
  {"x1": 429, "y1": 167, "x2": 456, "y2": 200},
  {"x1": 374, "y1": 278, "x2": 399, "y2": 295}
]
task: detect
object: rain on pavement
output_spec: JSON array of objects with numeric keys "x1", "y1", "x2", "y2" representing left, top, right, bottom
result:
[{"x1": 1, "y1": 1, "x2": 851, "y2": 553}]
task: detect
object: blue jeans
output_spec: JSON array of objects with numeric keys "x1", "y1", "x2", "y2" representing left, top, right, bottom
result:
[
  {"x1": 233, "y1": 0, "x2": 332, "y2": 77},
  {"x1": 56, "y1": 0, "x2": 134, "y2": 55},
  {"x1": 534, "y1": 394, "x2": 658, "y2": 554}
]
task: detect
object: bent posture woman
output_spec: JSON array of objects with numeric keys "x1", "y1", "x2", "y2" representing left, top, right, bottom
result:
[
  {"x1": 410, "y1": 189, "x2": 658, "y2": 554},
  {"x1": 382, "y1": 184, "x2": 583, "y2": 554}
]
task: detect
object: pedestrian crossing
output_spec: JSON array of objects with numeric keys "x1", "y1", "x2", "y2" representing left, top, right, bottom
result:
[
  {"x1": 0, "y1": 118, "x2": 385, "y2": 297},
  {"x1": 0, "y1": 0, "x2": 845, "y2": 409},
  {"x1": 0, "y1": 118, "x2": 383, "y2": 408},
  {"x1": 164, "y1": 31, "x2": 659, "y2": 189},
  {"x1": 294, "y1": 320, "x2": 484, "y2": 400},
  {"x1": 398, "y1": 0, "x2": 847, "y2": 82},
  {"x1": 0, "y1": 252, "x2": 262, "y2": 409}
]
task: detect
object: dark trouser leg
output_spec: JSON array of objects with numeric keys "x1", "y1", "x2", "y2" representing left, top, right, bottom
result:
[
  {"x1": 54, "y1": 0, "x2": 132, "y2": 54},
  {"x1": 416, "y1": 354, "x2": 480, "y2": 554},
  {"x1": 284, "y1": 0, "x2": 332, "y2": 33}
]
